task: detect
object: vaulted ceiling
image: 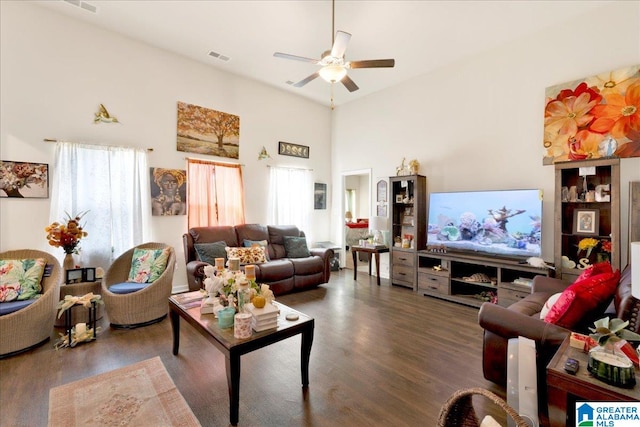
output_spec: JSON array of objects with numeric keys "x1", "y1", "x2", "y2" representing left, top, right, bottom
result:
[{"x1": 34, "y1": 0, "x2": 608, "y2": 107}]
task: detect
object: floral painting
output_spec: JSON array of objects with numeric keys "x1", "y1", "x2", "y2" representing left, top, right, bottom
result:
[
  {"x1": 543, "y1": 64, "x2": 640, "y2": 164},
  {"x1": 0, "y1": 161, "x2": 49, "y2": 198},
  {"x1": 176, "y1": 101, "x2": 240, "y2": 159}
]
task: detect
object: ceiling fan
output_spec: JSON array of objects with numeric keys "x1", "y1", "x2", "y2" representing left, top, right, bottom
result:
[{"x1": 273, "y1": 0, "x2": 395, "y2": 93}]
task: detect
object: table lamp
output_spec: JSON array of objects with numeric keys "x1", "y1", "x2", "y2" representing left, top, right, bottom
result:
[
  {"x1": 345, "y1": 211, "x2": 353, "y2": 223},
  {"x1": 369, "y1": 216, "x2": 387, "y2": 245},
  {"x1": 632, "y1": 242, "x2": 640, "y2": 299}
]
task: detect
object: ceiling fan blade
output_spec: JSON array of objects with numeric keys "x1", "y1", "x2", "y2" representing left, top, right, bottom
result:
[
  {"x1": 341, "y1": 74, "x2": 359, "y2": 92},
  {"x1": 274, "y1": 52, "x2": 320, "y2": 64},
  {"x1": 293, "y1": 72, "x2": 320, "y2": 88},
  {"x1": 348, "y1": 59, "x2": 395, "y2": 69},
  {"x1": 330, "y1": 31, "x2": 351, "y2": 58}
]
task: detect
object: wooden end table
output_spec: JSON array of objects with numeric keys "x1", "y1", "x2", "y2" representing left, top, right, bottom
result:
[
  {"x1": 169, "y1": 295, "x2": 314, "y2": 426},
  {"x1": 351, "y1": 245, "x2": 389, "y2": 286},
  {"x1": 547, "y1": 336, "x2": 640, "y2": 427}
]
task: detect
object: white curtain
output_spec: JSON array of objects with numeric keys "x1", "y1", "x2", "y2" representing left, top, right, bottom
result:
[
  {"x1": 267, "y1": 166, "x2": 313, "y2": 242},
  {"x1": 49, "y1": 142, "x2": 150, "y2": 269}
]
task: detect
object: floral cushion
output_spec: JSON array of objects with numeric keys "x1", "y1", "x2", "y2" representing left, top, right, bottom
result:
[
  {"x1": 0, "y1": 258, "x2": 46, "y2": 302},
  {"x1": 283, "y1": 236, "x2": 310, "y2": 258},
  {"x1": 127, "y1": 248, "x2": 170, "y2": 283},
  {"x1": 242, "y1": 239, "x2": 270, "y2": 261},
  {"x1": 225, "y1": 246, "x2": 267, "y2": 264},
  {"x1": 195, "y1": 241, "x2": 228, "y2": 265}
]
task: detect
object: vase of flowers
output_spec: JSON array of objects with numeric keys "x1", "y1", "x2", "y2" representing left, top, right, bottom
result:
[
  {"x1": 45, "y1": 212, "x2": 88, "y2": 270},
  {"x1": 202, "y1": 264, "x2": 274, "y2": 313}
]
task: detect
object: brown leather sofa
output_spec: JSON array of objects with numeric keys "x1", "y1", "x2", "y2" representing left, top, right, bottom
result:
[
  {"x1": 478, "y1": 264, "x2": 637, "y2": 414},
  {"x1": 183, "y1": 224, "x2": 334, "y2": 295}
]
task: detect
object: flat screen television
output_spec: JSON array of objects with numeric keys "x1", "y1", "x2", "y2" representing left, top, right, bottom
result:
[{"x1": 426, "y1": 189, "x2": 542, "y2": 260}]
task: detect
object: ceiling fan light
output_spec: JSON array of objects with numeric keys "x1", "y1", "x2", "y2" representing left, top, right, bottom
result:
[{"x1": 319, "y1": 64, "x2": 347, "y2": 83}]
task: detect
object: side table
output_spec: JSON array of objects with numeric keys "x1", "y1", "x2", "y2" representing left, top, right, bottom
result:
[
  {"x1": 351, "y1": 245, "x2": 389, "y2": 286},
  {"x1": 546, "y1": 336, "x2": 640, "y2": 427},
  {"x1": 55, "y1": 280, "x2": 103, "y2": 327}
]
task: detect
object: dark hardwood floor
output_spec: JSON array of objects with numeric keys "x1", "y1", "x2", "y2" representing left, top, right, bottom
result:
[{"x1": 0, "y1": 269, "x2": 509, "y2": 426}]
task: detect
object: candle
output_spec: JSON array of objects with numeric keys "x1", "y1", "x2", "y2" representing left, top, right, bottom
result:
[
  {"x1": 215, "y1": 257, "x2": 225, "y2": 271},
  {"x1": 234, "y1": 313, "x2": 252, "y2": 339},
  {"x1": 75, "y1": 322, "x2": 86, "y2": 336},
  {"x1": 245, "y1": 265, "x2": 256, "y2": 280},
  {"x1": 228, "y1": 258, "x2": 240, "y2": 271}
]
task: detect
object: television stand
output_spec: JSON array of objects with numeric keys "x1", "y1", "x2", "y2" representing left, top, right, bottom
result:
[{"x1": 417, "y1": 251, "x2": 551, "y2": 308}]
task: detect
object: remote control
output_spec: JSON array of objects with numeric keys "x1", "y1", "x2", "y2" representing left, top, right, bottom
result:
[{"x1": 564, "y1": 358, "x2": 579, "y2": 374}]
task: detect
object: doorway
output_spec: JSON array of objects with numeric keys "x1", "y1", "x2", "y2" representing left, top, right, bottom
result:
[{"x1": 340, "y1": 169, "x2": 371, "y2": 270}]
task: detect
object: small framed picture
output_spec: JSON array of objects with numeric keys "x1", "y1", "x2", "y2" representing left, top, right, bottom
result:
[
  {"x1": 395, "y1": 194, "x2": 403, "y2": 203},
  {"x1": 83, "y1": 267, "x2": 96, "y2": 282},
  {"x1": 573, "y1": 209, "x2": 599, "y2": 235},
  {"x1": 65, "y1": 268, "x2": 84, "y2": 284}
]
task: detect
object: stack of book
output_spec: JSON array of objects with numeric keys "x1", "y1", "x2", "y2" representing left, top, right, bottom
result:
[{"x1": 247, "y1": 303, "x2": 279, "y2": 332}]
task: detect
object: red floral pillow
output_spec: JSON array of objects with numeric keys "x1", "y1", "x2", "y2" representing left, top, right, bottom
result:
[{"x1": 544, "y1": 267, "x2": 620, "y2": 329}]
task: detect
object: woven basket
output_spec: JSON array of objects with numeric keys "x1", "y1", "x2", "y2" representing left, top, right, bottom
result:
[{"x1": 437, "y1": 388, "x2": 529, "y2": 427}]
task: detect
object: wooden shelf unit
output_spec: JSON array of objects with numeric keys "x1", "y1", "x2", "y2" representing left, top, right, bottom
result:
[
  {"x1": 417, "y1": 251, "x2": 550, "y2": 308},
  {"x1": 389, "y1": 175, "x2": 427, "y2": 290},
  {"x1": 554, "y1": 159, "x2": 620, "y2": 282}
]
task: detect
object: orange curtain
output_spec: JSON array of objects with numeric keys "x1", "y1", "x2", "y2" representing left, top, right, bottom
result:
[{"x1": 187, "y1": 159, "x2": 245, "y2": 228}]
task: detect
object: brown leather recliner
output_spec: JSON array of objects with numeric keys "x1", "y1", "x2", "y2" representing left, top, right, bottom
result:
[
  {"x1": 183, "y1": 224, "x2": 334, "y2": 294},
  {"x1": 478, "y1": 264, "x2": 637, "y2": 417}
]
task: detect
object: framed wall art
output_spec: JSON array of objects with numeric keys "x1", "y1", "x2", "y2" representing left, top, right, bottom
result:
[
  {"x1": 314, "y1": 183, "x2": 327, "y2": 210},
  {"x1": 573, "y1": 209, "x2": 599, "y2": 235},
  {"x1": 0, "y1": 160, "x2": 49, "y2": 198},
  {"x1": 150, "y1": 168, "x2": 187, "y2": 216},
  {"x1": 543, "y1": 64, "x2": 640, "y2": 164},
  {"x1": 278, "y1": 141, "x2": 309, "y2": 159},
  {"x1": 176, "y1": 101, "x2": 240, "y2": 159}
]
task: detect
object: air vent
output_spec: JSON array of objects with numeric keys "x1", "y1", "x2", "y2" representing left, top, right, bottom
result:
[
  {"x1": 207, "y1": 51, "x2": 230, "y2": 62},
  {"x1": 63, "y1": 0, "x2": 97, "y2": 13}
]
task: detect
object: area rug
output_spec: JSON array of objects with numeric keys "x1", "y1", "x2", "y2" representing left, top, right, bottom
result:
[{"x1": 48, "y1": 356, "x2": 201, "y2": 426}]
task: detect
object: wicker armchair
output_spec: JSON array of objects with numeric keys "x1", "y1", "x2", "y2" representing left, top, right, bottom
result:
[
  {"x1": 102, "y1": 243, "x2": 176, "y2": 328},
  {"x1": 0, "y1": 249, "x2": 62, "y2": 358},
  {"x1": 437, "y1": 388, "x2": 528, "y2": 427}
]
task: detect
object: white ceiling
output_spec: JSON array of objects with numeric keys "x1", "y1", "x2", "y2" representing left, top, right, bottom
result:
[{"x1": 33, "y1": 0, "x2": 609, "y2": 107}]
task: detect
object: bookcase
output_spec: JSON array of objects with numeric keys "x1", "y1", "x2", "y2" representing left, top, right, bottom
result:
[
  {"x1": 554, "y1": 159, "x2": 620, "y2": 282},
  {"x1": 389, "y1": 175, "x2": 426, "y2": 289}
]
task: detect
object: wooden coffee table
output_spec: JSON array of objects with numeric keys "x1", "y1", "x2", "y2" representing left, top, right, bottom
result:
[
  {"x1": 169, "y1": 295, "x2": 314, "y2": 426},
  {"x1": 547, "y1": 336, "x2": 640, "y2": 427}
]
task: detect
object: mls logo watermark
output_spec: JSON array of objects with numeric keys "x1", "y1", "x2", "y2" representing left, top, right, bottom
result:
[{"x1": 576, "y1": 402, "x2": 640, "y2": 426}]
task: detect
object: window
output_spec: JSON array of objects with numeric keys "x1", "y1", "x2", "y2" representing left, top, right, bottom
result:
[
  {"x1": 187, "y1": 159, "x2": 245, "y2": 228},
  {"x1": 267, "y1": 166, "x2": 313, "y2": 242},
  {"x1": 49, "y1": 142, "x2": 150, "y2": 268}
]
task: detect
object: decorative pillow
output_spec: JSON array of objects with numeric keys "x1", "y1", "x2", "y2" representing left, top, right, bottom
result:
[
  {"x1": 283, "y1": 236, "x2": 310, "y2": 258},
  {"x1": 243, "y1": 239, "x2": 270, "y2": 261},
  {"x1": 0, "y1": 258, "x2": 46, "y2": 302},
  {"x1": 575, "y1": 261, "x2": 612, "y2": 282},
  {"x1": 195, "y1": 241, "x2": 227, "y2": 265},
  {"x1": 544, "y1": 268, "x2": 620, "y2": 329},
  {"x1": 539, "y1": 293, "x2": 562, "y2": 320},
  {"x1": 127, "y1": 248, "x2": 170, "y2": 283},
  {"x1": 225, "y1": 246, "x2": 267, "y2": 265}
]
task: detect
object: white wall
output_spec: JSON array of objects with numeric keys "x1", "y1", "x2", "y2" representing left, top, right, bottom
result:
[
  {"x1": 331, "y1": 1, "x2": 640, "y2": 264},
  {"x1": 0, "y1": 2, "x2": 332, "y2": 289}
]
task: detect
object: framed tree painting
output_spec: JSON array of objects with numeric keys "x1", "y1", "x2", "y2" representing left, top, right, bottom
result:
[{"x1": 176, "y1": 101, "x2": 240, "y2": 159}]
